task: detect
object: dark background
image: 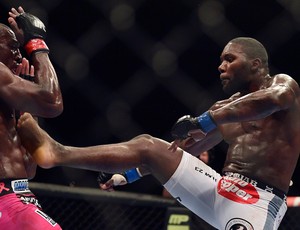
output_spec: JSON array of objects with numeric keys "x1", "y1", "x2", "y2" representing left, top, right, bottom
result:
[{"x1": 1, "y1": 0, "x2": 299, "y2": 196}]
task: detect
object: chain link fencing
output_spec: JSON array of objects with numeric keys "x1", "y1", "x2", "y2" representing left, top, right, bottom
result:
[{"x1": 30, "y1": 183, "x2": 300, "y2": 230}]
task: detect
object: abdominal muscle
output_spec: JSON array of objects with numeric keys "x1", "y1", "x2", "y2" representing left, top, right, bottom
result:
[
  {"x1": 0, "y1": 120, "x2": 35, "y2": 179},
  {"x1": 222, "y1": 133, "x2": 296, "y2": 193}
]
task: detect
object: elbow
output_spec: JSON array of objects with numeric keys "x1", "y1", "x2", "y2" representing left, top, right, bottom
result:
[
  {"x1": 38, "y1": 96, "x2": 63, "y2": 118},
  {"x1": 274, "y1": 86, "x2": 296, "y2": 110},
  {"x1": 41, "y1": 91, "x2": 64, "y2": 118},
  {"x1": 46, "y1": 100, "x2": 64, "y2": 118}
]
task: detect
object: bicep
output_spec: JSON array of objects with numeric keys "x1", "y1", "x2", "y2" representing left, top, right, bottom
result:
[
  {"x1": 0, "y1": 68, "x2": 46, "y2": 113},
  {"x1": 0, "y1": 74, "x2": 36, "y2": 108}
]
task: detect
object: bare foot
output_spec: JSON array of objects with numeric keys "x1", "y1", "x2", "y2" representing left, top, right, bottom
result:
[{"x1": 17, "y1": 112, "x2": 56, "y2": 168}]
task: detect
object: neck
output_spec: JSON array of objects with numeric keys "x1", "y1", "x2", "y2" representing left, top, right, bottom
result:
[
  {"x1": 260, "y1": 74, "x2": 272, "y2": 89},
  {"x1": 245, "y1": 73, "x2": 271, "y2": 93}
]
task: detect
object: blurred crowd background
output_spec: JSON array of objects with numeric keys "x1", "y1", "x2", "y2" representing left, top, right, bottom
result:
[{"x1": 1, "y1": 0, "x2": 300, "y2": 196}]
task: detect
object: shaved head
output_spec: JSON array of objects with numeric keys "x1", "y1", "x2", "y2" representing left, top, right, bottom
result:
[{"x1": 229, "y1": 37, "x2": 269, "y2": 68}]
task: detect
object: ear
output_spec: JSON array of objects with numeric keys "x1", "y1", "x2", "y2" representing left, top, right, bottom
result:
[{"x1": 251, "y1": 58, "x2": 262, "y2": 71}]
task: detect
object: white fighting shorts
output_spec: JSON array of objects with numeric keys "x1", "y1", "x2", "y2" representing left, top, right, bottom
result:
[{"x1": 164, "y1": 151, "x2": 287, "y2": 230}]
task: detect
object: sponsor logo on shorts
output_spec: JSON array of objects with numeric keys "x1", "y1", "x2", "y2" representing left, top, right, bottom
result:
[
  {"x1": 217, "y1": 177, "x2": 259, "y2": 204},
  {"x1": 225, "y1": 218, "x2": 254, "y2": 230},
  {"x1": 19, "y1": 195, "x2": 42, "y2": 209},
  {"x1": 225, "y1": 172, "x2": 258, "y2": 187},
  {"x1": 35, "y1": 209, "x2": 57, "y2": 226},
  {"x1": 11, "y1": 179, "x2": 30, "y2": 193}
]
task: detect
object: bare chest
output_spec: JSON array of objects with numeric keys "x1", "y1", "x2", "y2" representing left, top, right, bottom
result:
[{"x1": 220, "y1": 120, "x2": 266, "y2": 142}]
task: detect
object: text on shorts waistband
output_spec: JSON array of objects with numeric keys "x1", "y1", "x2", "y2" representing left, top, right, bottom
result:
[
  {"x1": 0, "y1": 179, "x2": 31, "y2": 196},
  {"x1": 224, "y1": 172, "x2": 286, "y2": 200}
]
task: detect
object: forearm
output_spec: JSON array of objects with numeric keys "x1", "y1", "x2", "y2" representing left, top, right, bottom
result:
[
  {"x1": 171, "y1": 84, "x2": 295, "y2": 140},
  {"x1": 13, "y1": 9, "x2": 63, "y2": 117},
  {"x1": 32, "y1": 53, "x2": 62, "y2": 104},
  {"x1": 210, "y1": 86, "x2": 294, "y2": 124},
  {"x1": 184, "y1": 129, "x2": 222, "y2": 156},
  {"x1": 32, "y1": 53, "x2": 57, "y2": 86}
]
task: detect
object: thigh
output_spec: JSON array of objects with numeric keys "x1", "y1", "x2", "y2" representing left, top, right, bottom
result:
[
  {"x1": 216, "y1": 179, "x2": 287, "y2": 229},
  {"x1": 0, "y1": 194, "x2": 62, "y2": 230},
  {"x1": 164, "y1": 151, "x2": 222, "y2": 229}
]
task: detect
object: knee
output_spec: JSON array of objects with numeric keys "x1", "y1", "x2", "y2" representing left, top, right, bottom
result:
[
  {"x1": 132, "y1": 134, "x2": 155, "y2": 149},
  {"x1": 131, "y1": 134, "x2": 158, "y2": 156}
]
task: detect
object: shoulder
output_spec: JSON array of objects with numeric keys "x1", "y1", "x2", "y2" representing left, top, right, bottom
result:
[
  {"x1": 269, "y1": 74, "x2": 300, "y2": 106},
  {"x1": 271, "y1": 74, "x2": 299, "y2": 90},
  {"x1": 0, "y1": 62, "x2": 11, "y2": 74},
  {"x1": 272, "y1": 73, "x2": 297, "y2": 84}
]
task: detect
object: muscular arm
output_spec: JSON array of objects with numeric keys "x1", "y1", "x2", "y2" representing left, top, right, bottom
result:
[
  {"x1": 29, "y1": 53, "x2": 63, "y2": 116},
  {"x1": 0, "y1": 58, "x2": 63, "y2": 117},
  {"x1": 0, "y1": 7, "x2": 63, "y2": 117},
  {"x1": 171, "y1": 75, "x2": 299, "y2": 157}
]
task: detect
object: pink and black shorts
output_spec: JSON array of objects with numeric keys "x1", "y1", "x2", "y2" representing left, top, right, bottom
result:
[{"x1": 0, "y1": 178, "x2": 62, "y2": 230}]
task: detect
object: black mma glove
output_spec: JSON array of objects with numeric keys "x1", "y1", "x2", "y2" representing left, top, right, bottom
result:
[
  {"x1": 97, "y1": 171, "x2": 114, "y2": 184},
  {"x1": 171, "y1": 111, "x2": 217, "y2": 140},
  {"x1": 16, "y1": 12, "x2": 49, "y2": 56},
  {"x1": 16, "y1": 12, "x2": 46, "y2": 43},
  {"x1": 171, "y1": 115, "x2": 200, "y2": 139}
]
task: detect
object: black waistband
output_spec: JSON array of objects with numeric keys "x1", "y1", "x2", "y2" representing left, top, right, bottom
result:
[
  {"x1": 224, "y1": 172, "x2": 286, "y2": 200},
  {"x1": 0, "y1": 179, "x2": 31, "y2": 196}
]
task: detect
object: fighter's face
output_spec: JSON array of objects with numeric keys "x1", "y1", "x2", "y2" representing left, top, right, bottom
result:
[
  {"x1": 0, "y1": 28, "x2": 21, "y2": 74},
  {"x1": 218, "y1": 42, "x2": 253, "y2": 95}
]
